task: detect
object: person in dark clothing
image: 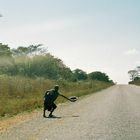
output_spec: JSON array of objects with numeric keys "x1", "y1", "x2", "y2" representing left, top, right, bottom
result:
[
  {"x1": 43, "y1": 85, "x2": 60, "y2": 117},
  {"x1": 43, "y1": 85, "x2": 77, "y2": 118}
]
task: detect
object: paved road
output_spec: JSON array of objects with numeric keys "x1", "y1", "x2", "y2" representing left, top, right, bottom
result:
[{"x1": 1, "y1": 85, "x2": 140, "y2": 140}]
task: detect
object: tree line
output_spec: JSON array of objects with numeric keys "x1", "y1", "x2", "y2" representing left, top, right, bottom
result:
[{"x1": 0, "y1": 43, "x2": 113, "y2": 83}]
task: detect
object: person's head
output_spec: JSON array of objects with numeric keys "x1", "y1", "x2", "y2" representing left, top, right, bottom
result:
[{"x1": 54, "y1": 85, "x2": 59, "y2": 91}]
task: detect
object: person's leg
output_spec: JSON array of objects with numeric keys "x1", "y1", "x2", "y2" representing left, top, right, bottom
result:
[
  {"x1": 48, "y1": 103, "x2": 57, "y2": 117},
  {"x1": 43, "y1": 110, "x2": 46, "y2": 117},
  {"x1": 43, "y1": 103, "x2": 47, "y2": 117}
]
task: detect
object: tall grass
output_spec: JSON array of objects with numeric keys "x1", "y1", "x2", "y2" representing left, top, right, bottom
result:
[{"x1": 0, "y1": 75, "x2": 113, "y2": 117}]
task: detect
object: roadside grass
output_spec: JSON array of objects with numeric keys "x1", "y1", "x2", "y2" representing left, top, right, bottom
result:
[
  {"x1": 129, "y1": 79, "x2": 140, "y2": 86},
  {"x1": 129, "y1": 78, "x2": 140, "y2": 86},
  {"x1": 0, "y1": 75, "x2": 113, "y2": 118}
]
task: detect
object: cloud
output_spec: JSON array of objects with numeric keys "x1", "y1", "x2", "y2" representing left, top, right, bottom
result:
[{"x1": 124, "y1": 48, "x2": 139, "y2": 55}]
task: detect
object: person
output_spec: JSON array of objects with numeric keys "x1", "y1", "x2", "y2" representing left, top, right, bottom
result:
[
  {"x1": 43, "y1": 85, "x2": 74, "y2": 118},
  {"x1": 43, "y1": 85, "x2": 60, "y2": 118}
]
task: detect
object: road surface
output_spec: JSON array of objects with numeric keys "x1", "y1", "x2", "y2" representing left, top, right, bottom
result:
[{"x1": 1, "y1": 85, "x2": 140, "y2": 140}]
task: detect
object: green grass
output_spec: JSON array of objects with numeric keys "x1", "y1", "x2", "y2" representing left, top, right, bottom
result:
[{"x1": 0, "y1": 75, "x2": 113, "y2": 117}]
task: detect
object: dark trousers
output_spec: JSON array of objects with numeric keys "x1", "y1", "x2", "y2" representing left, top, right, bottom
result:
[{"x1": 43, "y1": 101, "x2": 57, "y2": 116}]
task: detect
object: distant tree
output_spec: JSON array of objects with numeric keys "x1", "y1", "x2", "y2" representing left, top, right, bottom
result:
[
  {"x1": 11, "y1": 44, "x2": 47, "y2": 56},
  {"x1": 16, "y1": 54, "x2": 73, "y2": 80},
  {"x1": 136, "y1": 66, "x2": 140, "y2": 77},
  {"x1": 12, "y1": 46, "x2": 29, "y2": 56},
  {"x1": 73, "y1": 69, "x2": 87, "y2": 81},
  {"x1": 0, "y1": 43, "x2": 15, "y2": 75},
  {"x1": 134, "y1": 77, "x2": 140, "y2": 81},
  {"x1": 0, "y1": 43, "x2": 12, "y2": 57},
  {"x1": 0, "y1": 43, "x2": 73, "y2": 80},
  {"x1": 128, "y1": 70, "x2": 138, "y2": 81},
  {"x1": 27, "y1": 44, "x2": 47, "y2": 55},
  {"x1": 88, "y1": 71, "x2": 110, "y2": 82},
  {"x1": 129, "y1": 76, "x2": 140, "y2": 85},
  {"x1": 58, "y1": 67, "x2": 73, "y2": 81}
]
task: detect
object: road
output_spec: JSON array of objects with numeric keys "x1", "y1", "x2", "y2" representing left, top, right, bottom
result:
[{"x1": 1, "y1": 85, "x2": 140, "y2": 140}]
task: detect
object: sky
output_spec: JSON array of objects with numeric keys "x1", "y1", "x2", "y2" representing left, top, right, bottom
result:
[{"x1": 0, "y1": 0, "x2": 140, "y2": 84}]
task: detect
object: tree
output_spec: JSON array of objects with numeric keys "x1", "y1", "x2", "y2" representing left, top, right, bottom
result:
[
  {"x1": 88, "y1": 71, "x2": 110, "y2": 82},
  {"x1": 0, "y1": 43, "x2": 12, "y2": 57},
  {"x1": 136, "y1": 66, "x2": 140, "y2": 77},
  {"x1": 12, "y1": 46, "x2": 29, "y2": 56},
  {"x1": 27, "y1": 44, "x2": 47, "y2": 55},
  {"x1": 73, "y1": 69, "x2": 87, "y2": 81},
  {"x1": 128, "y1": 70, "x2": 138, "y2": 81},
  {"x1": 11, "y1": 44, "x2": 47, "y2": 56},
  {"x1": 59, "y1": 67, "x2": 74, "y2": 81}
]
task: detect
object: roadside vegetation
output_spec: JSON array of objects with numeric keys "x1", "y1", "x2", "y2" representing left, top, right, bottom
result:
[
  {"x1": 0, "y1": 43, "x2": 114, "y2": 117},
  {"x1": 128, "y1": 66, "x2": 140, "y2": 86}
]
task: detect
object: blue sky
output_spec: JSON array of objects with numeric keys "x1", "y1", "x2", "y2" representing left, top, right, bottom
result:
[{"x1": 0, "y1": 0, "x2": 140, "y2": 84}]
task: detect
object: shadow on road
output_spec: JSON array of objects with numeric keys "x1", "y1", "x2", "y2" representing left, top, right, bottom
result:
[{"x1": 44, "y1": 115, "x2": 79, "y2": 119}]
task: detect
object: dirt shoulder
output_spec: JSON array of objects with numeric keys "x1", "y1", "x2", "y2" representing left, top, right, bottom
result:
[{"x1": 0, "y1": 109, "x2": 41, "y2": 132}]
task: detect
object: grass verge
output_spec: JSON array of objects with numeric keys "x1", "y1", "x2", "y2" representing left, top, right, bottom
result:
[{"x1": 0, "y1": 75, "x2": 113, "y2": 118}]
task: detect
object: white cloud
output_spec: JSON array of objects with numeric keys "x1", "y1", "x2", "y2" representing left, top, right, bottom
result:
[{"x1": 124, "y1": 48, "x2": 139, "y2": 55}]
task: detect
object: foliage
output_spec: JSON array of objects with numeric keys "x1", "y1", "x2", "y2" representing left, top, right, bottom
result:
[
  {"x1": 88, "y1": 71, "x2": 111, "y2": 83},
  {"x1": 0, "y1": 43, "x2": 114, "y2": 83},
  {"x1": 11, "y1": 44, "x2": 46, "y2": 56},
  {"x1": 128, "y1": 70, "x2": 139, "y2": 81},
  {"x1": 0, "y1": 43, "x2": 12, "y2": 57},
  {"x1": 73, "y1": 69, "x2": 88, "y2": 81},
  {"x1": 129, "y1": 77, "x2": 140, "y2": 85},
  {"x1": 0, "y1": 43, "x2": 73, "y2": 80},
  {"x1": 0, "y1": 43, "x2": 115, "y2": 117},
  {"x1": 128, "y1": 66, "x2": 140, "y2": 85}
]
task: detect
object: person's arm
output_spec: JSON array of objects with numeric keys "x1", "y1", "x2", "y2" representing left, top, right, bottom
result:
[{"x1": 59, "y1": 94, "x2": 72, "y2": 101}]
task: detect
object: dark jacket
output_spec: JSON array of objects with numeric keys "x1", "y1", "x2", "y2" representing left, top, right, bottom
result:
[{"x1": 44, "y1": 89, "x2": 60, "y2": 103}]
